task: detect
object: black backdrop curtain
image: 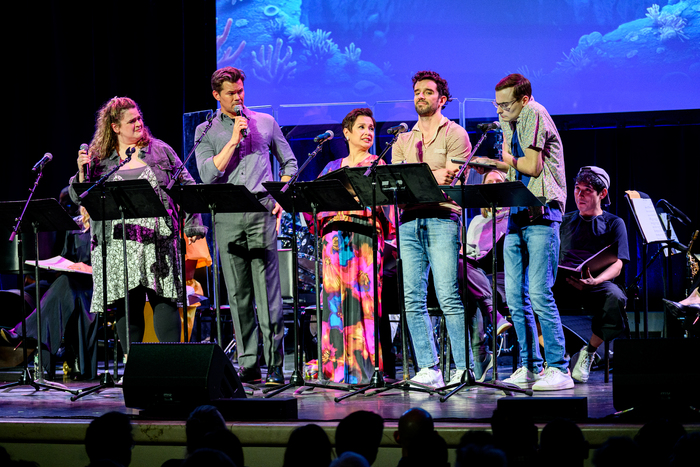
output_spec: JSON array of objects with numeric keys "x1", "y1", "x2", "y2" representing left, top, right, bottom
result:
[{"x1": 5, "y1": 0, "x2": 216, "y2": 202}]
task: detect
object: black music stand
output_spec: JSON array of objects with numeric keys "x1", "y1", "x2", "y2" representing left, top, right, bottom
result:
[
  {"x1": 263, "y1": 179, "x2": 365, "y2": 397},
  {"x1": 70, "y1": 180, "x2": 168, "y2": 400},
  {"x1": 0, "y1": 199, "x2": 81, "y2": 394},
  {"x1": 439, "y1": 181, "x2": 542, "y2": 401},
  {"x1": 167, "y1": 184, "x2": 266, "y2": 363},
  {"x1": 323, "y1": 163, "x2": 451, "y2": 400}
]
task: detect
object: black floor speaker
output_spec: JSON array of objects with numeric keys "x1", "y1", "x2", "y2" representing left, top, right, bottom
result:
[
  {"x1": 613, "y1": 338, "x2": 700, "y2": 412},
  {"x1": 123, "y1": 343, "x2": 246, "y2": 411}
]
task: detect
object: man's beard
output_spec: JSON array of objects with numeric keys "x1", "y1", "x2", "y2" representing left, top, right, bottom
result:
[{"x1": 415, "y1": 101, "x2": 436, "y2": 116}]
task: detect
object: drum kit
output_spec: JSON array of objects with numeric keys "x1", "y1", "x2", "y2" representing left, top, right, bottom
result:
[{"x1": 278, "y1": 212, "x2": 318, "y2": 293}]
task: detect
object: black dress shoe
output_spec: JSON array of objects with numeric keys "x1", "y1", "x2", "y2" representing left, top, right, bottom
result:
[
  {"x1": 237, "y1": 365, "x2": 262, "y2": 383},
  {"x1": 265, "y1": 366, "x2": 285, "y2": 385}
]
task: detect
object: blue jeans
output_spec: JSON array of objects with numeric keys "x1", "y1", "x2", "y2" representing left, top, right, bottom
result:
[
  {"x1": 504, "y1": 223, "x2": 568, "y2": 373},
  {"x1": 400, "y1": 218, "x2": 469, "y2": 370}
]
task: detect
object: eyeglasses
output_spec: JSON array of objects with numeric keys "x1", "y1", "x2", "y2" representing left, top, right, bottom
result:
[{"x1": 492, "y1": 99, "x2": 517, "y2": 111}]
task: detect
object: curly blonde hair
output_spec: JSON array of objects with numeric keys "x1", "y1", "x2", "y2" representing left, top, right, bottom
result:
[{"x1": 89, "y1": 97, "x2": 151, "y2": 160}]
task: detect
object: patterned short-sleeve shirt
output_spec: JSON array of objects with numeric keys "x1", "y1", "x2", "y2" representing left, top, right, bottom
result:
[{"x1": 501, "y1": 99, "x2": 566, "y2": 212}]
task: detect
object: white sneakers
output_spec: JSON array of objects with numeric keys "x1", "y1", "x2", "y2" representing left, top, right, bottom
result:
[
  {"x1": 503, "y1": 366, "x2": 543, "y2": 387},
  {"x1": 571, "y1": 345, "x2": 595, "y2": 383},
  {"x1": 409, "y1": 367, "x2": 445, "y2": 388},
  {"x1": 503, "y1": 366, "x2": 574, "y2": 391},
  {"x1": 448, "y1": 369, "x2": 468, "y2": 386},
  {"x1": 533, "y1": 367, "x2": 575, "y2": 391}
]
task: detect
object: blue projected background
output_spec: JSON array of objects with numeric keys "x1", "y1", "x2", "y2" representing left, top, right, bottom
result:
[{"x1": 216, "y1": 0, "x2": 700, "y2": 121}]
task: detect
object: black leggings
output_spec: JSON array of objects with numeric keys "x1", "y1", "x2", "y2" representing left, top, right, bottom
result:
[{"x1": 114, "y1": 286, "x2": 180, "y2": 354}]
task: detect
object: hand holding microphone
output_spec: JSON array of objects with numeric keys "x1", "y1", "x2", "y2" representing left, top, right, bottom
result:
[{"x1": 233, "y1": 105, "x2": 248, "y2": 138}]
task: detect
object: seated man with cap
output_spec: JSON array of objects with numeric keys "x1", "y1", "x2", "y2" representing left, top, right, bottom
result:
[{"x1": 554, "y1": 166, "x2": 629, "y2": 383}]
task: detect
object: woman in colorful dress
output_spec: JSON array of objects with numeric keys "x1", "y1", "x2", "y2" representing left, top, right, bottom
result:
[{"x1": 316, "y1": 108, "x2": 393, "y2": 384}]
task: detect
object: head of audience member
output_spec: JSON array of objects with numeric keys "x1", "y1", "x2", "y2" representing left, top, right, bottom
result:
[
  {"x1": 341, "y1": 108, "x2": 375, "y2": 155},
  {"x1": 455, "y1": 444, "x2": 507, "y2": 467},
  {"x1": 211, "y1": 67, "x2": 246, "y2": 118},
  {"x1": 634, "y1": 418, "x2": 687, "y2": 467},
  {"x1": 84, "y1": 412, "x2": 134, "y2": 467},
  {"x1": 329, "y1": 452, "x2": 370, "y2": 467},
  {"x1": 185, "y1": 405, "x2": 227, "y2": 456},
  {"x1": 494, "y1": 73, "x2": 532, "y2": 122},
  {"x1": 574, "y1": 166, "x2": 611, "y2": 215},
  {"x1": 200, "y1": 429, "x2": 244, "y2": 467},
  {"x1": 592, "y1": 436, "x2": 641, "y2": 467},
  {"x1": 393, "y1": 408, "x2": 435, "y2": 460},
  {"x1": 335, "y1": 410, "x2": 384, "y2": 465},
  {"x1": 411, "y1": 70, "x2": 452, "y2": 116},
  {"x1": 480, "y1": 169, "x2": 508, "y2": 218},
  {"x1": 181, "y1": 448, "x2": 235, "y2": 467},
  {"x1": 490, "y1": 408, "x2": 538, "y2": 467},
  {"x1": 539, "y1": 418, "x2": 589, "y2": 467},
  {"x1": 283, "y1": 424, "x2": 332, "y2": 467},
  {"x1": 91, "y1": 97, "x2": 151, "y2": 160},
  {"x1": 670, "y1": 431, "x2": 700, "y2": 467}
]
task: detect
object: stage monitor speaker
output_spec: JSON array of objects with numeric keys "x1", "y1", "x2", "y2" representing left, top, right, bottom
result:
[
  {"x1": 123, "y1": 343, "x2": 245, "y2": 411},
  {"x1": 613, "y1": 338, "x2": 700, "y2": 412}
]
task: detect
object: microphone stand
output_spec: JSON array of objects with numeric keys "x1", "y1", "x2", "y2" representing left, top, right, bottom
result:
[
  {"x1": 335, "y1": 130, "x2": 417, "y2": 402},
  {"x1": 71, "y1": 150, "x2": 133, "y2": 400},
  {"x1": 166, "y1": 111, "x2": 214, "y2": 344},
  {"x1": 1, "y1": 167, "x2": 77, "y2": 394},
  {"x1": 263, "y1": 139, "x2": 328, "y2": 397}
]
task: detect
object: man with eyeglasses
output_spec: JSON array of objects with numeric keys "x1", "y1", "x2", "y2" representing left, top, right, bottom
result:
[
  {"x1": 392, "y1": 70, "x2": 472, "y2": 388},
  {"x1": 473, "y1": 73, "x2": 572, "y2": 391}
]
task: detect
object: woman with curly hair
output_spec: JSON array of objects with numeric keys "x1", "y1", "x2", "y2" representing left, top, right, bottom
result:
[{"x1": 70, "y1": 96, "x2": 206, "y2": 357}]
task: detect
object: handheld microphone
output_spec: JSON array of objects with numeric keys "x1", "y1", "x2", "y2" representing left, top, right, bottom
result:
[
  {"x1": 80, "y1": 143, "x2": 90, "y2": 181},
  {"x1": 233, "y1": 105, "x2": 248, "y2": 137},
  {"x1": 314, "y1": 130, "x2": 334, "y2": 144},
  {"x1": 386, "y1": 123, "x2": 408, "y2": 136},
  {"x1": 477, "y1": 121, "x2": 501, "y2": 132},
  {"x1": 32, "y1": 153, "x2": 53, "y2": 172}
]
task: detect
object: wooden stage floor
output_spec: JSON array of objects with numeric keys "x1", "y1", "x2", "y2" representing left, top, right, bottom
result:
[{"x1": 1, "y1": 358, "x2": 698, "y2": 467}]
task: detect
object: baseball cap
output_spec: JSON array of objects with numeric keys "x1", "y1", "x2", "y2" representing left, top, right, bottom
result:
[{"x1": 578, "y1": 166, "x2": 611, "y2": 205}]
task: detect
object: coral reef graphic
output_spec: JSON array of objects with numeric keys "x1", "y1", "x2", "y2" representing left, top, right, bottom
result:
[
  {"x1": 251, "y1": 38, "x2": 297, "y2": 84},
  {"x1": 300, "y1": 29, "x2": 339, "y2": 65},
  {"x1": 553, "y1": 1, "x2": 699, "y2": 74}
]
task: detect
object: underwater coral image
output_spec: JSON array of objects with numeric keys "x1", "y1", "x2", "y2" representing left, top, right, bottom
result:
[{"x1": 215, "y1": 0, "x2": 700, "y2": 118}]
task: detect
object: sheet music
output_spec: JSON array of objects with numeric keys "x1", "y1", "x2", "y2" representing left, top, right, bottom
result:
[
  {"x1": 630, "y1": 198, "x2": 668, "y2": 243},
  {"x1": 25, "y1": 256, "x2": 92, "y2": 275}
]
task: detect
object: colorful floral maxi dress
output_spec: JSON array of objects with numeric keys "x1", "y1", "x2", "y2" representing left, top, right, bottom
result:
[{"x1": 317, "y1": 156, "x2": 392, "y2": 384}]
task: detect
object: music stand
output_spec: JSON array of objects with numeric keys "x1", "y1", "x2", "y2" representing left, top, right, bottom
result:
[
  {"x1": 166, "y1": 184, "x2": 266, "y2": 360},
  {"x1": 321, "y1": 163, "x2": 450, "y2": 400},
  {"x1": 439, "y1": 181, "x2": 542, "y2": 401},
  {"x1": 0, "y1": 199, "x2": 81, "y2": 394},
  {"x1": 263, "y1": 179, "x2": 365, "y2": 397},
  {"x1": 70, "y1": 180, "x2": 167, "y2": 400}
]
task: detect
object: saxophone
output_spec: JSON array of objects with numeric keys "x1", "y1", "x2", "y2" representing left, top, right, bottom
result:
[{"x1": 688, "y1": 230, "x2": 699, "y2": 279}]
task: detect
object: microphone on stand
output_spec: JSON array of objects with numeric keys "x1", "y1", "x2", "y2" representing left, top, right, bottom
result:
[
  {"x1": 79, "y1": 143, "x2": 90, "y2": 181},
  {"x1": 477, "y1": 121, "x2": 501, "y2": 132},
  {"x1": 386, "y1": 123, "x2": 408, "y2": 135},
  {"x1": 233, "y1": 105, "x2": 248, "y2": 137},
  {"x1": 32, "y1": 153, "x2": 53, "y2": 172},
  {"x1": 314, "y1": 130, "x2": 334, "y2": 144}
]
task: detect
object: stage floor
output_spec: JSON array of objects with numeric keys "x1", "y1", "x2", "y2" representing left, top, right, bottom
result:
[
  {"x1": 1, "y1": 358, "x2": 698, "y2": 467},
  {"x1": 0, "y1": 357, "x2": 620, "y2": 421}
]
